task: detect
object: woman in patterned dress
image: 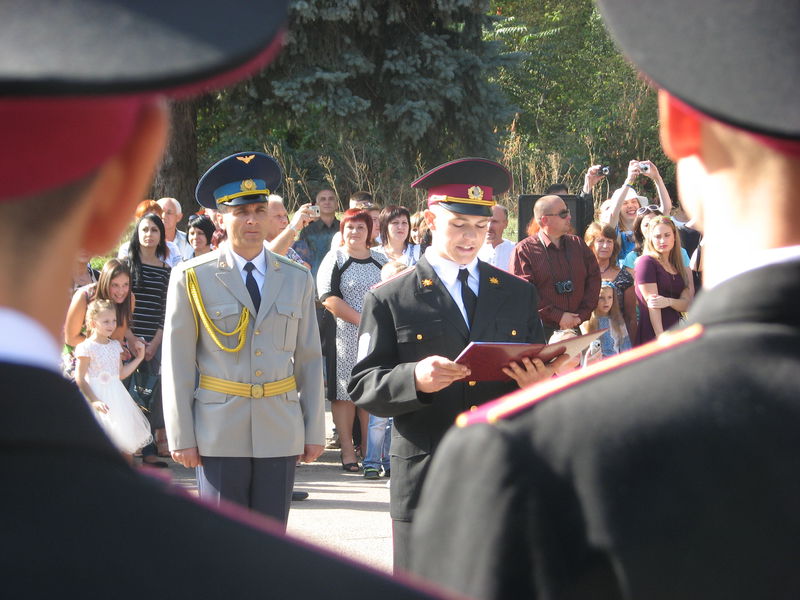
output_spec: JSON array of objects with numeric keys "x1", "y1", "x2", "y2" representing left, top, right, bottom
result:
[{"x1": 317, "y1": 209, "x2": 387, "y2": 471}]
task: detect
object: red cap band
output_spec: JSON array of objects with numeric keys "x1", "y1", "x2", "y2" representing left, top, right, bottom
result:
[
  {"x1": 0, "y1": 31, "x2": 287, "y2": 203},
  {"x1": 671, "y1": 94, "x2": 800, "y2": 158},
  {"x1": 427, "y1": 184, "x2": 494, "y2": 207},
  {"x1": 0, "y1": 96, "x2": 149, "y2": 202}
]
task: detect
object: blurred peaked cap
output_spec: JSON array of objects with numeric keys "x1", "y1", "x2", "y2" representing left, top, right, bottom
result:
[
  {"x1": 596, "y1": 0, "x2": 800, "y2": 140},
  {"x1": 0, "y1": 0, "x2": 289, "y2": 201},
  {"x1": 0, "y1": 0, "x2": 290, "y2": 96},
  {"x1": 412, "y1": 158, "x2": 512, "y2": 218},
  {"x1": 196, "y1": 152, "x2": 283, "y2": 209}
]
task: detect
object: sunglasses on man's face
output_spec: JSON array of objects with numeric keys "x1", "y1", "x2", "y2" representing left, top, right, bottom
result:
[
  {"x1": 636, "y1": 204, "x2": 660, "y2": 215},
  {"x1": 544, "y1": 208, "x2": 571, "y2": 219}
]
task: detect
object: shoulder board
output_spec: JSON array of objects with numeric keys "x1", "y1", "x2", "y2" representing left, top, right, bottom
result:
[
  {"x1": 174, "y1": 249, "x2": 218, "y2": 272},
  {"x1": 272, "y1": 252, "x2": 307, "y2": 270},
  {"x1": 371, "y1": 265, "x2": 417, "y2": 289},
  {"x1": 191, "y1": 250, "x2": 220, "y2": 266},
  {"x1": 456, "y1": 323, "x2": 704, "y2": 428}
]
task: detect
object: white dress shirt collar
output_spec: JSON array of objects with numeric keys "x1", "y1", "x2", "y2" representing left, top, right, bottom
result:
[
  {"x1": 0, "y1": 308, "x2": 61, "y2": 373},
  {"x1": 230, "y1": 248, "x2": 267, "y2": 289},
  {"x1": 425, "y1": 249, "x2": 479, "y2": 290},
  {"x1": 425, "y1": 249, "x2": 480, "y2": 327}
]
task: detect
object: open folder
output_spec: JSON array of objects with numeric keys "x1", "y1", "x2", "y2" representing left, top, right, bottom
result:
[{"x1": 454, "y1": 329, "x2": 607, "y2": 382}]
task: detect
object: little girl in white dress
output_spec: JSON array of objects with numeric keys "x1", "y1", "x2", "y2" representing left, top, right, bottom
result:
[{"x1": 74, "y1": 299, "x2": 152, "y2": 456}]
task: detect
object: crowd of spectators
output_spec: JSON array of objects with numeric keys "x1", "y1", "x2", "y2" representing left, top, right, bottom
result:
[{"x1": 64, "y1": 162, "x2": 701, "y2": 480}]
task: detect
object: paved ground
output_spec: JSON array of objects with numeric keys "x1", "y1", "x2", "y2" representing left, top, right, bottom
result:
[{"x1": 160, "y1": 409, "x2": 394, "y2": 573}]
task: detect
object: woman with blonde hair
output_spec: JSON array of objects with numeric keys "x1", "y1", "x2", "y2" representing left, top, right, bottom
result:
[{"x1": 634, "y1": 216, "x2": 693, "y2": 345}]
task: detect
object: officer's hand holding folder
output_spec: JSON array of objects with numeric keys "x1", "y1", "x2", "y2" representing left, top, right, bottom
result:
[{"x1": 454, "y1": 329, "x2": 607, "y2": 381}]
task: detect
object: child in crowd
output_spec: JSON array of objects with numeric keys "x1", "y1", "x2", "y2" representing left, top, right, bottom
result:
[
  {"x1": 362, "y1": 260, "x2": 407, "y2": 480},
  {"x1": 583, "y1": 282, "x2": 632, "y2": 358},
  {"x1": 75, "y1": 299, "x2": 152, "y2": 459}
]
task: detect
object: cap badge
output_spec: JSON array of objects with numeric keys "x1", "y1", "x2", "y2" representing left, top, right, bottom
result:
[
  {"x1": 467, "y1": 186, "x2": 484, "y2": 201},
  {"x1": 489, "y1": 276, "x2": 500, "y2": 285},
  {"x1": 237, "y1": 155, "x2": 256, "y2": 164},
  {"x1": 240, "y1": 179, "x2": 257, "y2": 192},
  {"x1": 421, "y1": 279, "x2": 433, "y2": 287}
]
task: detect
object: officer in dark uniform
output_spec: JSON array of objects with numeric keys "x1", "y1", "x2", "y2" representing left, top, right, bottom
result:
[
  {"x1": 349, "y1": 158, "x2": 567, "y2": 572},
  {"x1": 409, "y1": 2, "x2": 800, "y2": 599},
  {"x1": 0, "y1": 2, "x2": 441, "y2": 597}
]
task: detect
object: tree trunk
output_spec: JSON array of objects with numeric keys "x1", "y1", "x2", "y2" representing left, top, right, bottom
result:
[{"x1": 151, "y1": 99, "x2": 199, "y2": 226}]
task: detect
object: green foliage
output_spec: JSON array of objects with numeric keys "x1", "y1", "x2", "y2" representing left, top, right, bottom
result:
[
  {"x1": 197, "y1": 0, "x2": 515, "y2": 211},
  {"x1": 491, "y1": 0, "x2": 673, "y2": 206},
  {"x1": 193, "y1": 0, "x2": 674, "y2": 220}
]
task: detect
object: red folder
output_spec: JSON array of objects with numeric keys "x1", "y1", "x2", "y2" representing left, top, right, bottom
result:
[{"x1": 454, "y1": 329, "x2": 607, "y2": 381}]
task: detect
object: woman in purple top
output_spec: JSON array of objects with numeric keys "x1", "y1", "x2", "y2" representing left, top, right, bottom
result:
[{"x1": 634, "y1": 216, "x2": 693, "y2": 345}]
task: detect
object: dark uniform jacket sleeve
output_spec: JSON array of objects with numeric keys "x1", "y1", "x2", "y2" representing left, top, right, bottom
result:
[{"x1": 348, "y1": 289, "x2": 431, "y2": 418}]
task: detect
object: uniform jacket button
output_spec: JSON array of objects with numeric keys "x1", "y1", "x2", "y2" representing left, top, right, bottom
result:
[
  {"x1": 468, "y1": 381, "x2": 477, "y2": 387},
  {"x1": 255, "y1": 349, "x2": 262, "y2": 356},
  {"x1": 416, "y1": 334, "x2": 423, "y2": 340},
  {"x1": 255, "y1": 370, "x2": 263, "y2": 377}
]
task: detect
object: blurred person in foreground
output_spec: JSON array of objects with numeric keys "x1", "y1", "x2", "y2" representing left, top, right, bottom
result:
[
  {"x1": 410, "y1": 1, "x2": 800, "y2": 598},
  {"x1": 0, "y1": 2, "x2": 444, "y2": 597}
]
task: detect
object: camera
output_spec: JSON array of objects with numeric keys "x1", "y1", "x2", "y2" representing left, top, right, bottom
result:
[
  {"x1": 599, "y1": 165, "x2": 610, "y2": 176},
  {"x1": 309, "y1": 205, "x2": 321, "y2": 218},
  {"x1": 638, "y1": 162, "x2": 650, "y2": 173},
  {"x1": 554, "y1": 280, "x2": 574, "y2": 295}
]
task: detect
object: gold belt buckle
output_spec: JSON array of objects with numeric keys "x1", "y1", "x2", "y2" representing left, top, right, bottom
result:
[{"x1": 250, "y1": 384, "x2": 264, "y2": 398}]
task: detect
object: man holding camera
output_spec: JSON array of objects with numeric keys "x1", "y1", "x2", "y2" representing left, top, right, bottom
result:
[{"x1": 511, "y1": 195, "x2": 601, "y2": 339}]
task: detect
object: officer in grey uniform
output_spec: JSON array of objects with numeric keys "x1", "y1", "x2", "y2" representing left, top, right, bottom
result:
[{"x1": 162, "y1": 152, "x2": 325, "y2": 527}]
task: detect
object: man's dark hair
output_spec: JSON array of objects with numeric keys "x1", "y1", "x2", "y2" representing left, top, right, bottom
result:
[
  {"x1": 545, "y1": 183, "x2": 569, "y2": 195},
  {"x1": 349, "y1": 191, "x2": 373, "y2": 206}
]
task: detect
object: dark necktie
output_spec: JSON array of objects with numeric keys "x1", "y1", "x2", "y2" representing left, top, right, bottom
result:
[
  {"x1": 244, "y1": 262, "x2": 261, "y2": 313},
  {"x1": 457, "y1": 268, "x2": 477, "y2": 326}
]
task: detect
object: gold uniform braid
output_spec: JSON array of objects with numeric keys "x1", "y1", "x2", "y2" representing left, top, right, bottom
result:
[{"x1": 185, "y1": 267, "x2": 250, "y2": 353}]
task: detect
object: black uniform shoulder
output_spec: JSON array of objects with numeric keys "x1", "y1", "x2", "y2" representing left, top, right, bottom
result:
[{"x1": 370, "y1": 265, "x2": 417, "y2": 295}]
